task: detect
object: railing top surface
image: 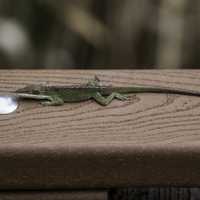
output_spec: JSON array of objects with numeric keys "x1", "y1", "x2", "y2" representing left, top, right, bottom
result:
[
  {"x1": 1, "y1": 70, "x2": 200, "y2": 146},
  {"x1": 0, "y1": 70, "x2": 200, "y2": 189}
]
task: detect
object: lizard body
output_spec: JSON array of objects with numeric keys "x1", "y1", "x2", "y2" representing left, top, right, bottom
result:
[{"x1": 13, "y1": 76, "x2": 200, "y2": 106}]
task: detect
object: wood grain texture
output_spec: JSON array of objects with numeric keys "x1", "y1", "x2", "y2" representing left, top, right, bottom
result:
[
  {"x1": 1, "y1": 70, "x2": 200, "y2": 189},
  {"x1": 1, "y1": 70, "x2": 200, "y2": 145}
]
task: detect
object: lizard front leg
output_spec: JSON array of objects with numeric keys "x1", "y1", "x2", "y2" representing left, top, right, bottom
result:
[
  {"x1": 41, "y1": 95, "x2": 64, "y2": 106},
  {"x1": 93, "y1": 92, "x2": 128, "y2": 106}
]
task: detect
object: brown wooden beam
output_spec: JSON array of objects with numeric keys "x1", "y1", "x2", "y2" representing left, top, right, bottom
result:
[
  {"x1": 0, "y1": 70, "x2": 200, "y2": 189},
  {"x1": 0, "y1": 191, "x2": 107, "y2": 200}
]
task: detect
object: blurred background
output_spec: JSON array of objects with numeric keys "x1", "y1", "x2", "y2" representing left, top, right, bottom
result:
[{"x1": 0, "y1": 0, "x2": 199, "y2": 69}]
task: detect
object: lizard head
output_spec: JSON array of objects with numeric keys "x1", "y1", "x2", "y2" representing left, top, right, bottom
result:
[{"x1": 16, "y1": 85, "x2": 45, "y2": 95}]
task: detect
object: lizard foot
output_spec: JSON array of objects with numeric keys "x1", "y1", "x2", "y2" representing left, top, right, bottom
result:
[
  {"x1": 41, "y1": 101, "x2": 64, "y2": 106},
  {"x1": 114, "y1": 93, "x2": 129, "y2": 101},
  {"x1": 41, "y1": 101, "x2": 53, "y2": 106},
  {"x1": 41, "y1": 96, "x2": 64, "y2": 106}
]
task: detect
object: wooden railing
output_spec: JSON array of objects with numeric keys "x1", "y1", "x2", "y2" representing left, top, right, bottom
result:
[{"x1": 1, "y1": 70, "x2": 200, "y2": 199}]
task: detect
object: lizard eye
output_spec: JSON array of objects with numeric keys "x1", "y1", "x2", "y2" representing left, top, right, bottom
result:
[{"x1": 32, "y1": 89, "x2": 40, "y2": 95}]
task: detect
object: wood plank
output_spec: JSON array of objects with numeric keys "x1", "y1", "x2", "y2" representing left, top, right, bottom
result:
[
  {"x1": 0, "y1": 191, "x2": 107, "y2": 200},
  {"x1": 1, "y1": 70, "x2": 200, "y2": 189}
]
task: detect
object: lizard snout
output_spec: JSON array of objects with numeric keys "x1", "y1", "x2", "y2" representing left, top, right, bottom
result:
[{"x1": 16, "y1": 85, "x2": 42, "y2": 95}]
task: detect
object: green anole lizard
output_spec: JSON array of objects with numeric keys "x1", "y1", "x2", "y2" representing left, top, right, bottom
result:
[{"x1": 8, "y1": 76, "x2": 200, "y2": 106}]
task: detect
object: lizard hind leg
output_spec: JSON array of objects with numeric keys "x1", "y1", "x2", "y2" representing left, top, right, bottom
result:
[
  {"x1": 93, "y1": 92, "x2": 128, "y2": 106},
  {"x1": 41, "y1": 95, "x2": 64, "y2": 106}
]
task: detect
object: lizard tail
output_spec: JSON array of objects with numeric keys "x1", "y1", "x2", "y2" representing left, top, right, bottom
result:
[{"x1": 113, "y1": 86, "x2": 200, "y2": 97}]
